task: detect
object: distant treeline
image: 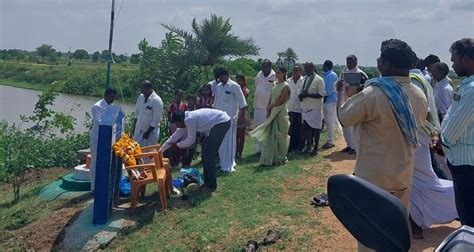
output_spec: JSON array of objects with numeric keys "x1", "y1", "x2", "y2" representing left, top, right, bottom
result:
[{"x1": 0, "y1": 46, "x2": 137, "y2": 65}]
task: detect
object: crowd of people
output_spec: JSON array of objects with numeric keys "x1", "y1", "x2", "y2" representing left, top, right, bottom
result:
[{"x1": 89, "y1": 37, "x2": 474, "y2": 249}]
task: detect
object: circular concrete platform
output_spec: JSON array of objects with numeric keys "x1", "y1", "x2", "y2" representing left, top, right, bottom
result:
[{"x1": 62, "y1": 173, "x2": 91, "y2": 191}]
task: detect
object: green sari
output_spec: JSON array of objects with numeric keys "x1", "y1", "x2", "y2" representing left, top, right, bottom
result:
[{"x1": 250, "y1": 81, "x2": 290, "y2": 165}]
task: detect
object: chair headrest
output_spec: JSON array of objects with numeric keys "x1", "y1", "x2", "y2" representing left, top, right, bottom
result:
[{"x1": 327, "y1": 174, "x2": 411, "y2": 252}]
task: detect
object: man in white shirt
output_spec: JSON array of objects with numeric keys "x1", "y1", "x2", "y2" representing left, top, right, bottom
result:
[
  {"x1": 161, "y1": 109, "x2": 231, "y2": 191},
  {"x1": 287, "y1": 64, "x2": 305, "y2": 153},
  {"x1": 213, "y1": 68, "x2": 247, "y2": 172},
  {"x1": 431, "y1": 62, "x2": 454, "y2": 121},
  {"x1": 253, "y1": 59, "x2": 276, "y2": 153},
  {"x1": 299, "y1": 62, "x2": 326, "y2": 155},
  {"x1": 133, "y1": 80, "x2": 164, "y2": 148},
  {"x1": 336, "y1": 55, "x2": 368, "y2": 155},
  {"x1": 90, "y1": 88, "x2": 118, "y2": 191}
]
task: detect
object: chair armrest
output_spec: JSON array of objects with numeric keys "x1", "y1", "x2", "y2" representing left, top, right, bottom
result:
[
  {"x1": 132, "y1": 152, "x2": 158, "y2": 159},
  {"x1": 125, "y1": 164, "x2": 155, "y2": 171},
  {"x1": 140, "y1": 144, "x2": 162, "y2": 151}
]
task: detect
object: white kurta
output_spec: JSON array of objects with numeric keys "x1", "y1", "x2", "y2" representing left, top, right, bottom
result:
[
  {"x1": 410, "y1": 133, "x2": 458, "y2": 227},
  {"x1": 254, "y1": 70, "x2": 276, "y2": 152},
  {"x1": 300, "y1": 73, "x2": 326, "y2": 129},
  {"x1": 90, "y1": 99, "x2": 118, "y2": 191},
  {"x1": 213, "y1": 79, "x2": 247, "y2": 172},
  {"x1": 133, "y1": 91, "x2": 164, "y2": 147}
]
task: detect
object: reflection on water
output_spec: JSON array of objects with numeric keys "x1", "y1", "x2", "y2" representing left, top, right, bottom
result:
[{"x1": 0, "y1": 85, "x2": 134, "y2": 134}]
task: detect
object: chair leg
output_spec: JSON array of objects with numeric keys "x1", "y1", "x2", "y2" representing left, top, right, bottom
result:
[
  {"x1": 139, "y1": 185, "x2": 146, "y2": 199},
  {"x1": 157, "y1": 180, "x2": 168, "y2": 211},
  {"x1": 130, "y1": 184, "x2": 139, "y2": 214},
  {"x1": 165, "y1": 165, "x2": 172, "y2": 196}
]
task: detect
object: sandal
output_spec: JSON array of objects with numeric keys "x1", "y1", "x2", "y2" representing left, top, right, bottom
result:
[
  {"x1": 311, "y1": 193, "x2": 329, "y2": 207},
  {"x1": 242, "y1": 240, "x2": 259, "y2": 252},
  {"x1": 261, "y1": 229, "x2": 281, "y2": 246}
]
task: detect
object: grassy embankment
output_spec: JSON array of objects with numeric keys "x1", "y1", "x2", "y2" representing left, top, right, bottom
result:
[{"x1": 1, "y1": 135, "x2": 337, "y2": 250}]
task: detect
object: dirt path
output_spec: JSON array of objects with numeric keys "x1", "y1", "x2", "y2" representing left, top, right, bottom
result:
[{"x1": 318, "y1": 137, "x2": 460, "y2": 251}]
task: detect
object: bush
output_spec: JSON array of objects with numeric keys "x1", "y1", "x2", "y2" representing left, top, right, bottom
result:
[{"x1": 0, "y1": 91, "x2": 89, "y2": 203}]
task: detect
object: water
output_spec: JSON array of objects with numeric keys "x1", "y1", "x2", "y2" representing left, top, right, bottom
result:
[{"x1": 0, "y1": 85, "x2": 135, "y2": 134}]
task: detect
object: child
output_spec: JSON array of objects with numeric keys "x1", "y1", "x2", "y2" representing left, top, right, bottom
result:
[
  {"x1": 235, "y1": 74, "x2": 250, "y2": 159},
  {"x1": 181, "y1": 94, "x2": 198, "y2": 166},
  {"x1": 167, "y1": 89, "x2": 187, "y2": 168},
  {"x1": 197, "y1": 84, "x2": 214, "y2": 109}
]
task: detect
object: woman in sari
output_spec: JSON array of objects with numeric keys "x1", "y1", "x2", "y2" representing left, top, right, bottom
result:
[{"x1": 250, "y1": 67, "x2": 291, "y2": 166}]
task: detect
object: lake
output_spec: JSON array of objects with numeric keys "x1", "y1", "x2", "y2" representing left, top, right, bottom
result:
[{"x1": 0, "y1": 85, "x2": 135, "y2": 134}]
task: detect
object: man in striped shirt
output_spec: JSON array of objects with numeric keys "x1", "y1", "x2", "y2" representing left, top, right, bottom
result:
[{"x1": 439, "y1": 38, "x2": 474, "y2": 227}]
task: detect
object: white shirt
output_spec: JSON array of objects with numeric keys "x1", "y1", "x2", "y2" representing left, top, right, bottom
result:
[
  {"x1": 254, "y1": 70, "x2": 276, "y2": 109},
  {"x1": 300, "y1": 74, "x2": 326, "y2": 110},
  {"x1": 433, "y1": 77, "x2": 454, "y2": 114},
  {"x1": 213, "y1": 79, "x2": 247, "y2": 119},
  {"x1": 91, "y1": 99, "x2": 116, "y2": 136},
  {"x1": 287, "y1": 75, "x2": 304, "y2": 113},
  {"x1": 134, "y1": 91, "x2": 164, "y2": 133},
  {"x1": 160, "y1": 128, "x2": 187, "y2": 152},
  {"x1": 175, "y1": 109, "x2": 231, "y2": 148},
  {"x1": 208, "y1": 80, "x2": 219, "y2": 95}
]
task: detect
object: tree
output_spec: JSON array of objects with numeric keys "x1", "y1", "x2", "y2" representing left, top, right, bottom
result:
[
  {"x1": 130, "y1": 53, "x2": 141, "y2": 64},
  {"x1": 100, "y1": 50, "x2": 111, "y2": 62},
  {"x1": 276, "y1": 51, "x2": 285, "y2": 67},
  {"x1": 72, "y1": 49, "x2": 89, "y2": 60},
  {"x1": 161, "y1": 14, "x2": 260, "y2": 65},
  {"x1": 283, "y1": 47, "x2": 298, "y2": 73},
  {"x1": 92, "y1": 51, "x2": 100, "y2": 62},
  {"x1": 36, "y1": 44, "x2": 56, "y2": 63}
]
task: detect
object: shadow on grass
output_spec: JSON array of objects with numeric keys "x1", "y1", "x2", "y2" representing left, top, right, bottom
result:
[{"x1": 323, "y1": 151, "x2": 356, "y2": 162}]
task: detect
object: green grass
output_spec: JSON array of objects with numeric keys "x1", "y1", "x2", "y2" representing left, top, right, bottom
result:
[
  {"x1": 0, "y1": 169, "x2": 70, "y2": 248},
  {"x1": 109, "y1": 136, "x2": 332, "y2": 251}
]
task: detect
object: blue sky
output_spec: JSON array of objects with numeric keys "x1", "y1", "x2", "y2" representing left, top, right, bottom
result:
[{"x1": 1, "y1": 0, "x2": 473, "y2": 66}]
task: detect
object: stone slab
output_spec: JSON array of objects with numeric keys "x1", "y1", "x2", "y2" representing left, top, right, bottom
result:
[{"x1": 61, "y1": 202, "x2": 136, "y2": 250}]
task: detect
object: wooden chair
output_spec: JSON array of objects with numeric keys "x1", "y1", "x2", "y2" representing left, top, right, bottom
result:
[
  {"x1": 125, "y1": 151, "x2": 169, "y2": 213},
  {"x1": 140, "y1": 144, "x2": 172, "y2": 193}
]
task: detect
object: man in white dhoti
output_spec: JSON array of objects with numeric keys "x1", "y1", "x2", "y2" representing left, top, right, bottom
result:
[
  {"x1": 253, "y1": 59, "x2": 276, "y2": 154},
  {"x1": 409, "y1": 68, "x2": 458, "y2": 239},
  {"x1": 133, "y1": 80, "x2": 164, "y2": 147},
  {"x1": 90, "y1": 88, "x2": 118, "y2": 191},
  {"x1": 299, "y1": 62, "x2": 326, "y2": 155},
  {"x1": 213, "y1": 68, "x2": 247, "y2": 172},
  {"x1": 335, "y1": 55, "x2": 368, "y2": 155}
]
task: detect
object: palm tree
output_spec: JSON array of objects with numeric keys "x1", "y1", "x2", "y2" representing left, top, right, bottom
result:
[
  {"x1": 161, "y1": 15, "x2": 260, "y2": 65},
  {"x1": 276, "y1": 51, "x2": 285, "y2": 67},
  {"x1": 283, "y1": 47, "x2": 298, "y2": 72}
]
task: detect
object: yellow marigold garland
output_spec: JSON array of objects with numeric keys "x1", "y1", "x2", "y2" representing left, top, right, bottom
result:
[{"x1": 113, "y1": 133, "x2": 142, "y2": 166}]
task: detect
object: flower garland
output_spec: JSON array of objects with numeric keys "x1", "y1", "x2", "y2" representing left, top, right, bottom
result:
[{"x1": 113, "y1": 133, "x2": 142, "y2": 166}]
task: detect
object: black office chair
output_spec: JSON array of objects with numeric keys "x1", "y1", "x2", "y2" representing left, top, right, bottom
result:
[
  {"x1": 328, "y1": 174, "x2": 474, "y2": 252},
  {"x1": 327, "y1": 174, "x2": 411, "y2": 251}
]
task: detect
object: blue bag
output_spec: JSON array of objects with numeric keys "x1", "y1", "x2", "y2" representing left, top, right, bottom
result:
[{"x1": 119, "y1": 176, "x2": 131, "y2": 197}]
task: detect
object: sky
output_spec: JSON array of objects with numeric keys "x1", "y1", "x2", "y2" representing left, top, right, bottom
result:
[{"x1": 1, "y1": 0, "x2": 473, "y2": 66}]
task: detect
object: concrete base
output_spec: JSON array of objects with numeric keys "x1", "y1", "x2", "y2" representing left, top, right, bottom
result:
[
  {"x1": 73, "y1": 164, "x2": 91, "y2": 181},
  {"x1": 61, "y1": 202, "x2": 136, "y2": 250}
]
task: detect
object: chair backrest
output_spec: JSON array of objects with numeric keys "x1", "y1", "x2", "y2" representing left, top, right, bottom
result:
[{"x1": 327, "y1": 174, "x2": 411, "y2": 252}]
